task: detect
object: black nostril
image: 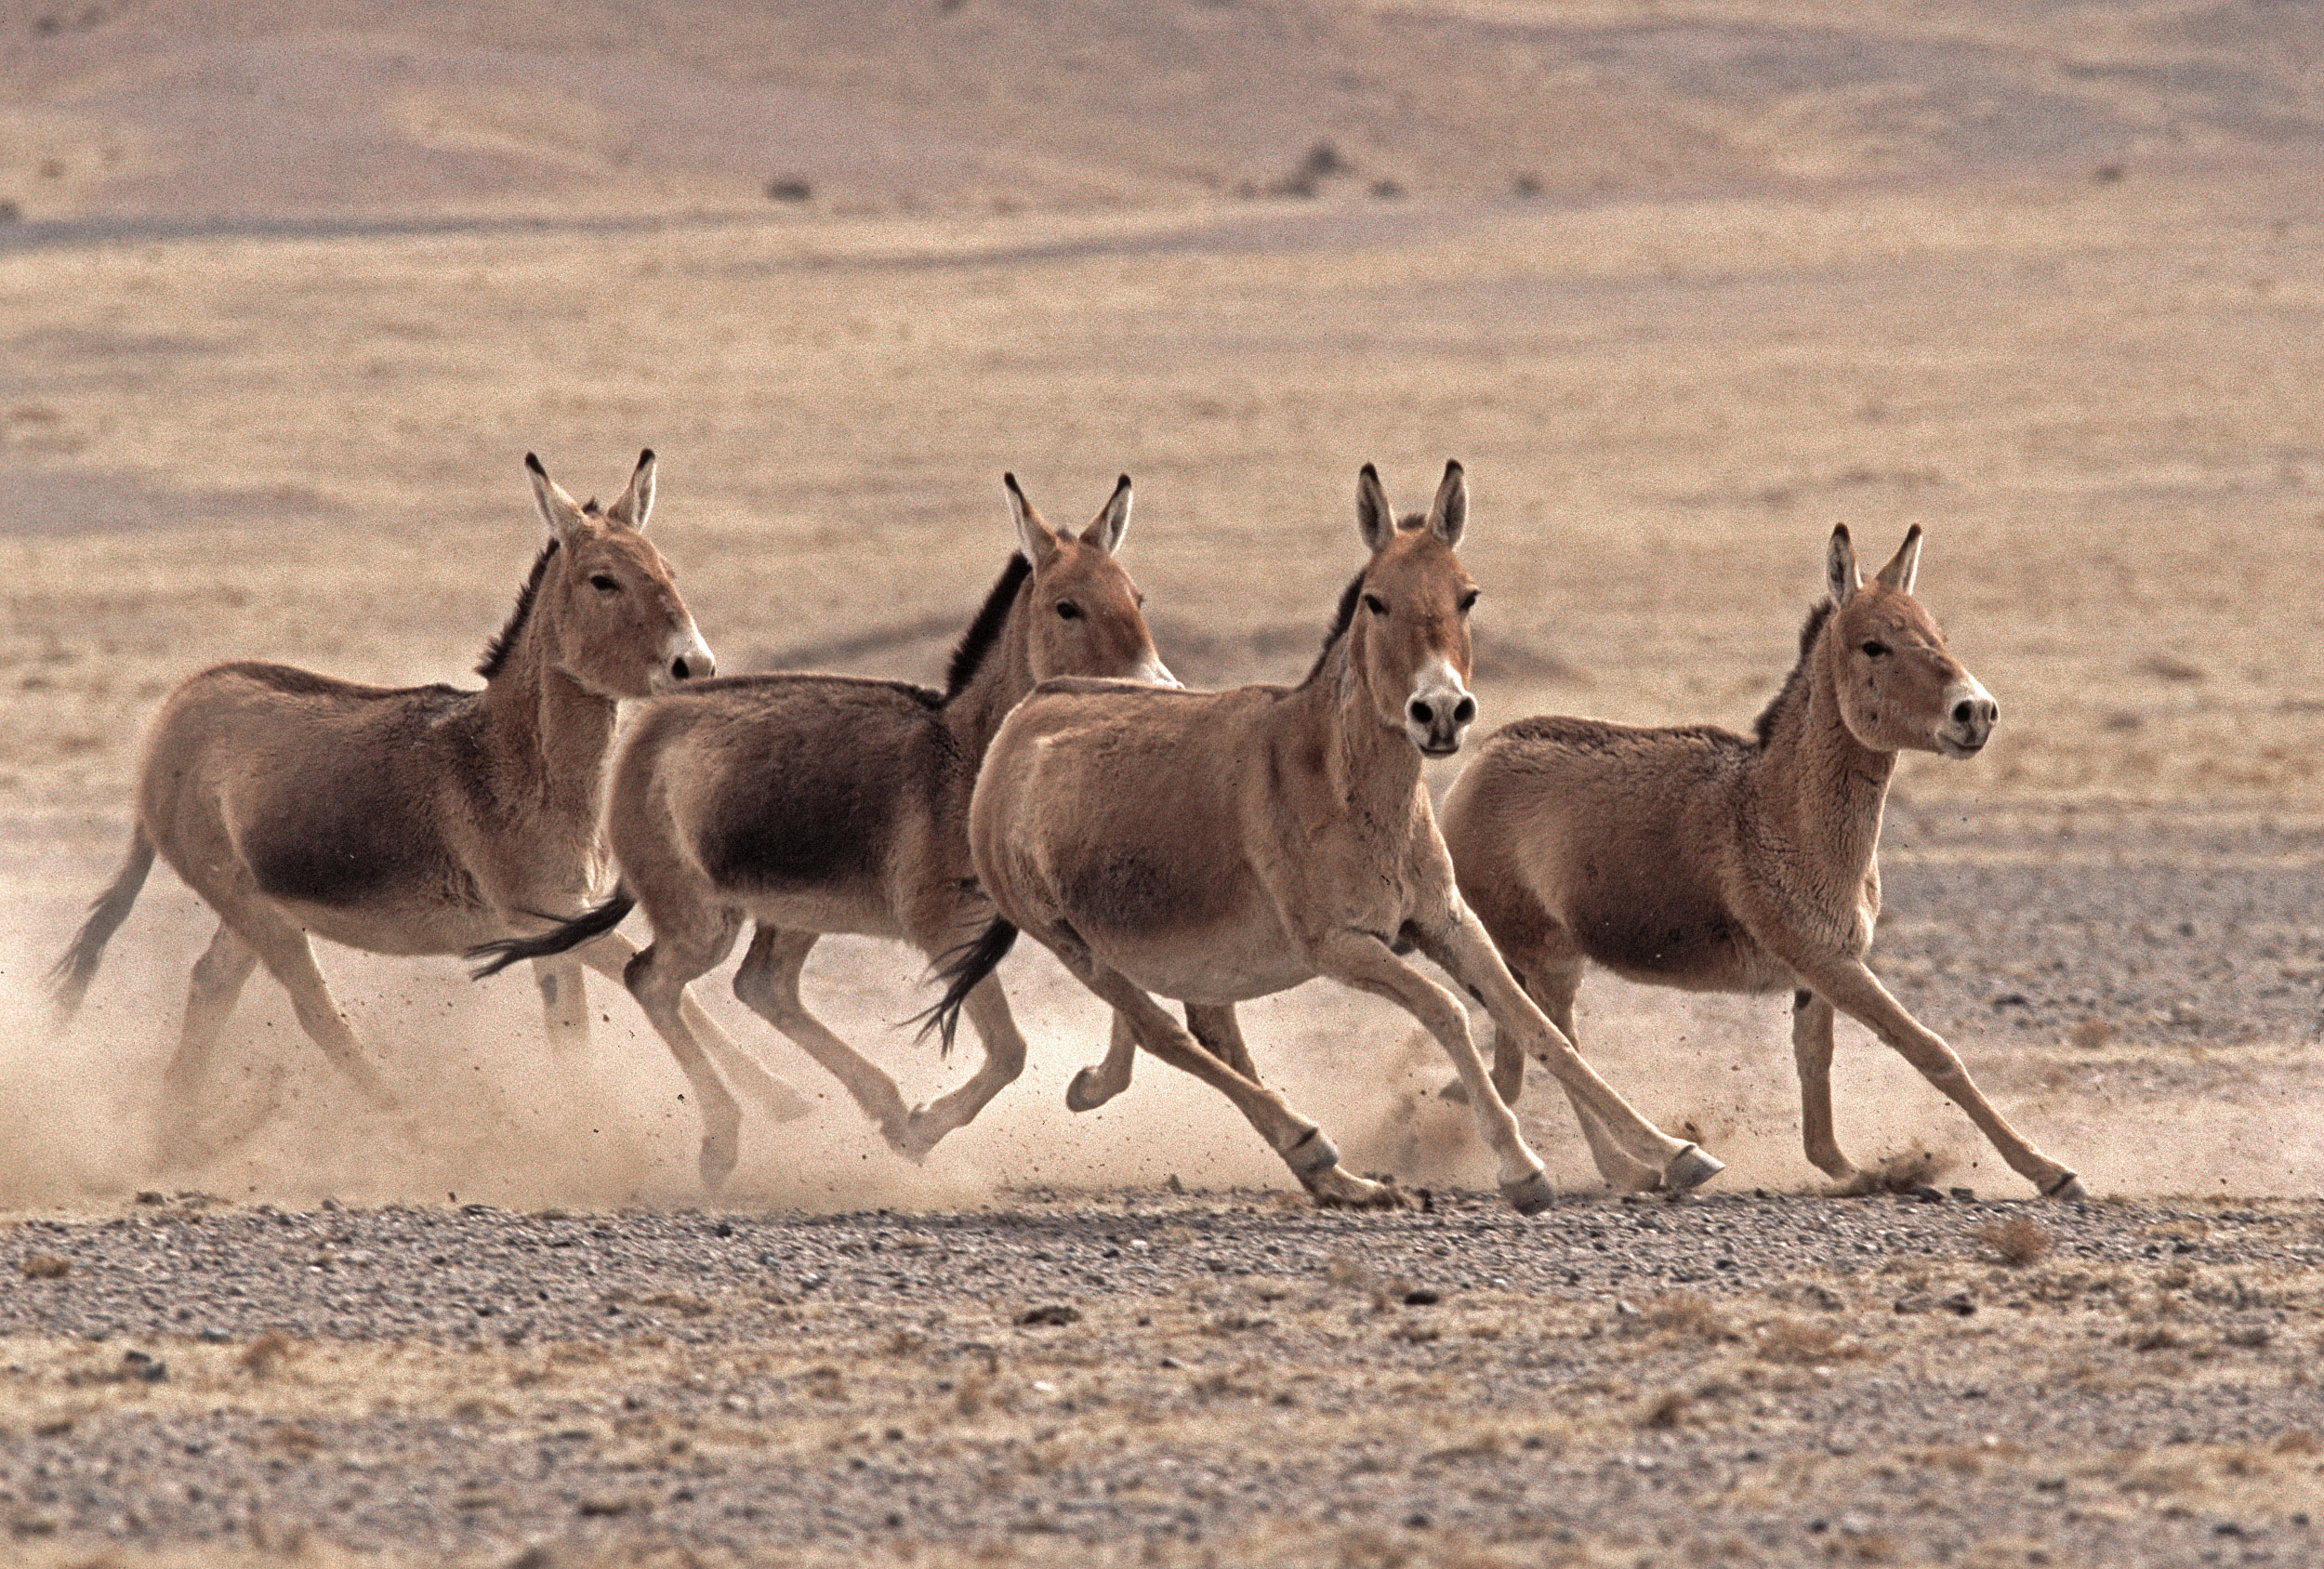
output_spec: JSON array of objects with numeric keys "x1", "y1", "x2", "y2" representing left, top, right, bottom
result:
[
  {"x1": 672, "y1": 657, "x2": 693, "y2": 681},
  {"x1": 1452, "y1": 696, "x2": 1475, "y2": 725},
  {"x1": 1410, "y1": 700, "x2": 1434, "y2": 727},
  {"x1": 1952, "y1": 700, "x2": 1973, "y2": 724}
]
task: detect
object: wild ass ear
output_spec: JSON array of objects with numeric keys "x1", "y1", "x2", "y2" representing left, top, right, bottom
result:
[
  {"x1": 1080, "y1": 473, "x2": 1132, "y2": 554},
  {"x1": 1005, "y1": 473, "x2": 1063, "y2": 566},
  {"x1": 1873, "y1": 523, "x2": 1922, "y2": 595},
  {"x1": 604, "y1": 448, "x2": 657, "y2": 531},
  {"x1": 1355, "y1": 463, "x2": 1396, "y2": 552},
  {"x1": 1826, "y1": 524, "x2": 1860, "y2": 607},
  {"x1": 1424, "y1": 459, "x2": 1467, "y2": 547},
  {"x1": 526, "y1": 453, "x2": 590, "y2": 547}
]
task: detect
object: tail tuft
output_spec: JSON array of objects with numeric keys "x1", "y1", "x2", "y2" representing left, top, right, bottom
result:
[
  {"x1": 912, "y1": 917, "x2": 1019, "y2": 1056},
  {"x1": 49, "y1": 827, "x2": 156, "y2": 1028},
  {"x1": 468, "y1": 887, "x2": 637, "y2": 979}
]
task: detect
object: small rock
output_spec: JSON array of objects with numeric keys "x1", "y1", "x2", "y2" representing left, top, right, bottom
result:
[
  {"x1": 1018, "y1": 1304, "x2": 1080, "y2": 1327},
  {"x1": 765, "y1": 178, "x2": 812, "y2": 203},
  {"x1": 1402, "y1": 1288, "x2": 1440, "y2": 1307},
  {"x1": 1908, "y1": 1185, "x2": 1946, "y2": 1203},
  {"x1": 1949, "y1": 1187, "x2": 1977, "y2": 1201}
]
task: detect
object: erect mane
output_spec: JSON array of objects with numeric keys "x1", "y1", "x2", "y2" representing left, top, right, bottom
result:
[
  {"x1": 476, "y1": 538, "x2": 561, "y2": 679},
  {"x1": 1302, "y1": 570, "x2": 1368, "y2": 686},
  {"x1": 1750, "y1": 599, "x2": 1835, "y2": 746},
  {"x1": 944, "y1": 553, "x2": 1034, "y2": 699}
]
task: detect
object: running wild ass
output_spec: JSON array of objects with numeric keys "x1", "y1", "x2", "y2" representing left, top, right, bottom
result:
[
  {"x1": 53, "y1": 451, "x2": 810, "y2": 1164},
  {"x1": 926, "y1": 462, "x2": 1723, "y2": 1213},
  {"x1": 470, "y1": 474, "x2": 1173, "y2": 1188},
  {"x1": 1439, "y1": 523, "x2": 2085, "y2": 1200}
]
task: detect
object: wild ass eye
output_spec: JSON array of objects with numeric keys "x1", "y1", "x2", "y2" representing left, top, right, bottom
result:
[
  {"x1": 1861, "y1": 639, "x2": 1888, "y2": 657},
  {"x1": 589, "y1": 574, "x2": 620, "y2": 594},
  {"x1": 1055, "y1": 601, "x2": 1082, "y2": 621},
  {"x1": 1362, "y1": 594, "x2": 1388, "y2": 616}
]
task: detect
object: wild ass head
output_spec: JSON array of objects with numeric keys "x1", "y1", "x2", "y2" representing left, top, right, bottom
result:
[
  {"x1": 1005, "y1": 473, "x2": 1175, "y2": 687},
  {"x1": 522, "y1": 450, "x2": 715, "y2": 700},
  {"x1": 1351, "y1": 461, "x2": 1478, "y2": 757},
  {"x1": 1824, "y1": 524, "x2": 1996, "y2": 759}
]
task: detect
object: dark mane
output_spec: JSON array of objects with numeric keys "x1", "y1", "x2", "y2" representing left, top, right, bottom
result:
[
  {"x1": 1302, "y1": 570, "x2": 1368, "y2": 686},
  {"x1": 1750, "y1": 599, "x2": 1834, "y2": 746},
  {"x1": 944, "y1": 553, "x2": 1034, "y2": 699},
  {"x1": 476, "y1": 538, "x2": 561, "y2": 679}
]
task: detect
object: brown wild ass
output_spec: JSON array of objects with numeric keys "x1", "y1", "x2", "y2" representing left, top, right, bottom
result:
[
  {"x1": 1438, "y1": 524, "x2": 2085, "y2": 1200},
  {"x1": 925, "y1": 463, "x2": 1723, "y2": 1213},
  {"x1": 52, "y1": 451, "x2": 810, "y2": 1164},
  {"x1": 469, "y1": 474, "x2": 1173, "y2": 1188}
]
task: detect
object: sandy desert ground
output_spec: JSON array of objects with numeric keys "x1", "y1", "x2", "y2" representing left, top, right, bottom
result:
[{"x1": 2, "y1": 0, "x2": 2321, "y2": 1563}]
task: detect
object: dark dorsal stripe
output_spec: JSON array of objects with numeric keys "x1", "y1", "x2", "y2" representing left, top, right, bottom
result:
[
  {"x1": 476, "y1": 538, "x2": 561, "y2": 680},
  {"x1": 944, "y1": 553, "x2": 1034, "y2": 700},
  {"x1": 1751, "y1": 599, "x2": 1836, "y2": 747}
]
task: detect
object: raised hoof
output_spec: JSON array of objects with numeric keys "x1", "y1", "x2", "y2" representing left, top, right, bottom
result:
[
  {"x1": 698, "y1": 1132, "x2": 739, "y2": 1193},
  {"x1": 1282, "y1": 1126, "x2": 1340, "y2": 1179},
  {"x1": 1499, "y1": 1170, "x2": 1556, "y2": 1216},
  {"x1": 886, "y1": 1108, "x2": 943, "y2": 1166},
  {"x1": 1659, "y1": 1142, "x2": 1724, "y2": 1194},
  {"x1": 1436, "y1": 1076, "x2": 1469, "y2": 1104},
  {"x1": 1064, "y1": 1066, "x2": 1123, "y2": 1114},
  {"x1": 2042, "y1": 1170, "x2": 2090, "y2": 1203}
]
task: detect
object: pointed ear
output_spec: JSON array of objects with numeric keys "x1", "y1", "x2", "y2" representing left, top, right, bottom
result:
[
  {"x1": 1080, "y1": 473, "x2": 1132, "y2": 554},
  {"x1": 604, "y1": 448, "x2": 656, "y2": 531},
  {"x1": 1424, "y1": 459, "x2": 1466, "y2": 547},
  {"x1": 526, "y1": 453, "x2": 589, "y2": 547},
  {"x1": 1355, "y1": 463, "x2": 1396, "y2": 553},
  {"x1": 1826, "y1": 524, "x2": 1860, "y2": 607},
  {"x1": 1005, "y1": 473, "x2": 1062, "y2": 567},
  {"x1": 1873, "y1": 523, "x2": 1922, "y2": 594}
]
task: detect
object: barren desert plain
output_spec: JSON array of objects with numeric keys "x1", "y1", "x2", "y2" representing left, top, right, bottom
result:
[{"x1": 3, "y1": 2, "x2": 2323, "y2": 1564}]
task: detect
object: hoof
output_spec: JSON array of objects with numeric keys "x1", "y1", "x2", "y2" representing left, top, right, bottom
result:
[
  {"x1": 1499, "y1": 1170, "x2": 1556, "y2": 1216},
  {"x1": 1307, "y1": 1169, "x2": 1410, "y2": 1210},
  {"x1": 1436, "y1": 1076, "x2": 1469, "y2": 1104},
  {"x1": 1659, "y1": 1142, "x2": 1724, "y2": 1194},
  {"x1": 1283, "y1": 1126, "x2": 1340, "y2": 1178},
  {"x1": 2042, "y1": 1170, "x2": 2090, "y2": 1203},
  {"x1": 1064, "y1": 1066, "x2": 1122, "y2": 1114},
  {"x1": 887, "y1": 1108, "x2": 941, "y2": 1166},
  {"x1": 698, "y1": 1133, "x2": 739, "y2": 1193}
]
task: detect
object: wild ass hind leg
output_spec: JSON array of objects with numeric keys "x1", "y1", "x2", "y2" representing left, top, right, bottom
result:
[
  {"x1": 1535, "y1": 980, "x2": 1665, "y2": 1195},
  {"x1": 1309, "y1": 929, "x2": 1553, "y2": 1215},
  {"x1": 1414, "y1": 912, "x2": 1722, "y2": 1197},
  {"x1": 1791, "y1": 988, "x2": 1878, "y2": 1194},
  {"x1": 221, "y1": 902, "x2": 397, "y2": 1112},
  {"x1": 616, "y1": 917, "x2": 748, "y2": 1191},
  {"x1": 152, "y1": 919, "x2": 260, "y2": 1170},
  {"x1": 889, "y1": 972, "x2": 1027, "y2": 1158},
  {"x1": 570, "y1": 931, "x2": 812, "y2": 1124},
  {"x1": 729, "y1": 927, "x2": 917, "y2": 1150},
  {"x1": 1061, "y1": 947, "x2": 1402, "y2": 1209},
  {"x1": 1796, "y1": 956, "x2": 2084, "y2": 1201},
  {"x1": 1066, "y1": 1010, "x2": 1138, "y2": 1112},
  {"x1": 533, "y1": 956, "x2": 590, "y2": 1050}
]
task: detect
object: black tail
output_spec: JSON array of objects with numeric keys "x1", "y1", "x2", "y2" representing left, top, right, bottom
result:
[
  {"x1": 48, "y1": 825, "x2": 157, "y2": 1027},
  {"x1": 467, "y1": 887, "x2": 637, "y2": 979},
  {"x1": 912, "y1": 916, "x2": 1019, "y2": 1056}
]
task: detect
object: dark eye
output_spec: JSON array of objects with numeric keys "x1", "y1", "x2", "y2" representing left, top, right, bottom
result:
[
  {"x1": 1056, "y1": 601, "x2": 1082, "y2": 621},
  {"x1": 1861, "y1": 639, "x2": 1887, "y2": 657},
  {"x1": 1362, "y1": 594, "x2": 1388, "y2": 616},
  {"x1": 590, "y1": 574, "x2": 620, "y2": 594},
  {"x1": 1457, "y1": 590, "x2": 1479, "y2": 613}
]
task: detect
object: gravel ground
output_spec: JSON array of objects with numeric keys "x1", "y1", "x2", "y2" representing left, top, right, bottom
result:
[{"x1": 2, "y1": 1187, "x2": 2320, "y2": 1568}]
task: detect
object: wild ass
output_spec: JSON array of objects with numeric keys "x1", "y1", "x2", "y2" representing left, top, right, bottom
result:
[
  {"x1": 52, "y1": 451, "x2": 808, "y2": 1164},
  {"x1": 925, "y1": 463, "x2": 1723, "y2": 1213},
  {"x1": 469, "y1": 475, "x2": 1173, "y2": 1188},
  {"x1": 1438, "y1": 524, "x2": 2086, "y2": 1200}
]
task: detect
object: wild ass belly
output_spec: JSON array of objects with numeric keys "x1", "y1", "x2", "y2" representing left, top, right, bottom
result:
[
  {"x1": 1560, "y1": 877, "x2": 1796, "y2": 996},
  {"x1": 1050, "y1": 849, "x2": 1314, "y2": 1006}
]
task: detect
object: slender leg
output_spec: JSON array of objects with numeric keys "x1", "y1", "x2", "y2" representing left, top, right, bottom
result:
[
  {"x1": 219, "y1": 908, "x2": 395, "y2": 1109},
  {"x1": 1308, "y1": 928, "x2": 1554, "y2": 1214},
  {"x1": 726, "y1": 927, "x2": 917, "y2": 1150},
  {"x1": 533, "y1": 956, "x2": 590, "y2": 1050},
  {"x1": 152, "y1": 920, "x2": 259, "y2": 1168},
  {"x1": 572, "y1": 931, "x2": 812, "y2": 1123},
  {"x1": 1414, "y1": 908, "x2": 1723, "y2": 1194},
  {"x1": 1054, "y1": 943, "x2": 1402, "y2": 1209},
  {"x1": 1066, "y1": 1010, "x2": 1139, "y2": 1113},
  {"x1": 891, "y1": 973, "x2": 1027, "y2": 1155},
  {"x1": 1530, "y1": 973, "x2": 1663, "y2": 1193},
  {"x1": 617, "y1": 921, "x2": 747, "y2": 1191},
  {"x1": 1186, "y1": 1003, "x2": 1259, "y2": 1079},
  {"x1": 1791, "y1": 988, "x2": 1875, "y2": 1192},
  {"x1": 1788, "y1": 955, "x2": 2083, "y2": 1200}
]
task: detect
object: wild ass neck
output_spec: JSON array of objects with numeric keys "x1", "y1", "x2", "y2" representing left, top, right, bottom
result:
[
  {"x1": 478, "y1": 563, "x2": 621, "y2": 819},
  {"x1": 1750, "y1": 616, "x2": 1895, "y2": 887},
  {"x1": 939, "y1": 569, "x2": 1041, "y2": 758},
  {"x1": 1309, "y1": 620, "x2": 1430, "y2": 829}
]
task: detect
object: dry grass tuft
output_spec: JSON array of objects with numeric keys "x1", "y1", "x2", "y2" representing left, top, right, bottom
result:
[
  {"x1": 2273, "y1": 1428, "x2": 2323, "y2": 1456},
  {"x1": 1645, "y1": 1292, "x2": 1736, "y2": 1343},
  {"x1": 18, "y1": 1253, "x2": 70, "y2": 1279},
  {"x1": 238, "y1": 1329, "x2": 302, "y2": 1378},
  {"x1": 1643, "y1": 1389, "x2": 1690, "y2": 1429},
  {"x1": 1975, "y1": 1213, "x2": 2053, "y2": 1266}
]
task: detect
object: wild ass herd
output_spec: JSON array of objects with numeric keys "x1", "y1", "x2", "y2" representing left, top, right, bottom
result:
[{"x1": 53, "y1": 450, "x2": 2086, "y2": 1209}]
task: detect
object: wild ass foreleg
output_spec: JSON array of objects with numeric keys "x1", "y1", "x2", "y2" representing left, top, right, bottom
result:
[
  {"x1": 1413, "y1": 911, "x2": 1723, "y2": 1195},
  {"x1": 1790, "y1": 989, "x2": 1876, "y2": 1193},
  {"x1": 573, "y1": 931, "x2": 812, "y2": 1124},
  {"x1": 1062, "y1": 952, "x2": 1402, "y2": 1209},
  {"x1": 533, "y1": 956, "x2": 590, "y2": 1048},
  {"x1": 1186, "y1": 1003, "x2": 1260, "y2": 1078},
  {"x1": 890, "y1": 974, "x2": 1027, "y2": 1157},
  {"x1": 1066, "y1": 1011, "x2": 1139, "y2": 1112},
  {"x1": 727, "y1": 927, "x2": 918, "y2": 1146},
  {"x1": 617, "y1": 927, "x2": 747, "y2": 1191},
  {"x1": 152, "y1": 920, "x2": 261, "y2": 1169},
  {"x1": 1794, "y1": 956, "x2": 2085, "y2": 1201},
  {"x1": 1312, "y1": 929, "x2": 1552, "y2": 1214},
  {"x1": 230, "y1": 912, "x2": 397, "y2": 1111}
]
